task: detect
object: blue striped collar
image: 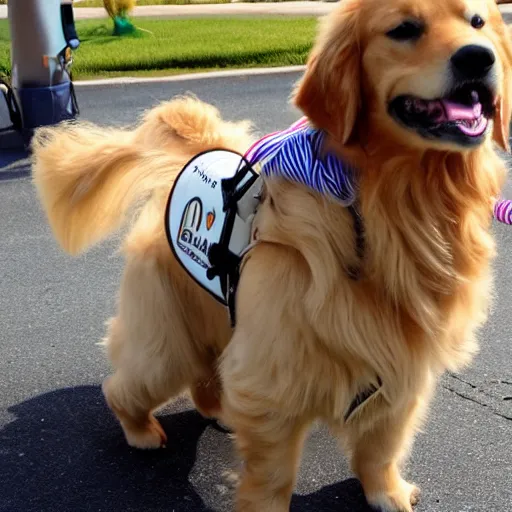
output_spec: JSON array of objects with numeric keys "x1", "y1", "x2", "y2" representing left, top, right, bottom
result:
[{"x1": 244, "y1": 117, "x2": 357, "y2": 206}]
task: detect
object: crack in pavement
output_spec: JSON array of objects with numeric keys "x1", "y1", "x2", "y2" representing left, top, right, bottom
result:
[
  {"x1": 442, "y1": 373, "x2": 512, "y2": 421},
  {"x1": 443, "y1": 385, "x2": 489, "y2": 408},
  {"x1": 442, "y1": 384, "x2": 512, "y2": 421},
  {"x1": 448, "y1": 373, "x2": 477, "y2": 389}
]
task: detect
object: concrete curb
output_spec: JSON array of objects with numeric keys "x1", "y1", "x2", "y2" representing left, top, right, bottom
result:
[{"x1": 74, "y1": 65, "x2": 306, "y2": 86}]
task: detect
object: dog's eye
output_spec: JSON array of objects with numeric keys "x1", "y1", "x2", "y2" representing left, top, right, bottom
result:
[
  {"x1": 386, "y1": 20, "x2": 424, "y2": 42},
  {"x1": 471, "y1": 15, "x2": 485, "y2": 29}
]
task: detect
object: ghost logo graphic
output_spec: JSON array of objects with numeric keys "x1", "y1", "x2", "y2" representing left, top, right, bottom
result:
[
  {"x1": 178, "y1": 197, "x2": 211, "y2": 269},
  {"x1": 206, "y1": 209, "x2": 216, "y2": 231}
]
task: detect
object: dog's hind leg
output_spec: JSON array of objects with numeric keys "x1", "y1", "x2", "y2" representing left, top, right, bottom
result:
[
  {"x1": 190, "y1": 370, "x2": 223, "y2": 420},
  {"x1": 101, "y1": 240, "x2": 224, "y2": 449},
  {"x1": 103, "y1": 320, "x2": 222, "y2": 450},
  {"x1": 102, "y1": 371, "x2": 170, "y2": 449},
  {"x1": 101, "y1": 283, "x2": 199, "y2": 449}
]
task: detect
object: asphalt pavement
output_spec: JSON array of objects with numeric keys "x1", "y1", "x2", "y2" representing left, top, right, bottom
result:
[{"x1": 1, "y1": 72, "x2": 511, "y2": 512}]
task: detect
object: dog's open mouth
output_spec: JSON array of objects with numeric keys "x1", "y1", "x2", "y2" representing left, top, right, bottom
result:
[{"x1": 389, "y1": 82, "x2": 495, "y2": 145}]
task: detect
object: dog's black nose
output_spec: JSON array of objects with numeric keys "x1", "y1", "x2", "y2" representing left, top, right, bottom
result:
[{"x1": 451, "y1": 45, "x2": 495, "y2": 79}]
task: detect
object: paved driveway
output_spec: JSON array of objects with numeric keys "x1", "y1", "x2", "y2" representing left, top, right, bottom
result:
[{"x1": 0, "y1": 73, "x2": 511, "y2": 512}]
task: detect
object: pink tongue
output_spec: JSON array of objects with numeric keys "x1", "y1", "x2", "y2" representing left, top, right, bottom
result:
[{"x1": 440, "y1": 101, "x2": 482, "y2": 122}]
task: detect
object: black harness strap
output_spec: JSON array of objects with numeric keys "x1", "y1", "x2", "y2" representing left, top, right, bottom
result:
[
  {"x1": 207, "y1": 243, "x2": 241, "y2": 327},
  {"x1": 346, "y1": 201, "x2": 365, "y2": 281},
  {"x1": 344, "y1": 377, "x2": 383, "y2": 422},
  {"x1": 207, "y1": 159, "x2": 260, "y2": 327}
]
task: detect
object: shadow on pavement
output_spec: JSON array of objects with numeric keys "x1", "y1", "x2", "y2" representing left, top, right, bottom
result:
[
  {"x1": 0, "y1": 386, "x2": 216, "y2": 512},
  {"x1": 0, "y1": 129, "x2": 31, "y2": 179},
  {"x1": 292, "y1": 479, "x2": 370, "y2": 512},
  {"x1": 0, "y1": 386, "x2": 373, "y2": 512},
  {"x1": 0, "y1": 149, "x2": 29, "y2": 169}
]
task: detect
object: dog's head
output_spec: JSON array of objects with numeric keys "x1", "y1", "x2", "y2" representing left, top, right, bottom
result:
[{"x1": 294, "y1": 0, "x2": 512, "y2": 153}]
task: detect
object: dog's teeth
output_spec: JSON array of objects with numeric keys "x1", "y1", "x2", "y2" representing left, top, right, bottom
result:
[{"x1": 471, "y1": 90, "x2": 479, "y2": 104}]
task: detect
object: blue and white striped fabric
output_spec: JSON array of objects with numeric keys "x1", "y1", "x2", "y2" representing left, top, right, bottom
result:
[{"x1": 244, "y1": 117, "x2": 357, "y2": 206}]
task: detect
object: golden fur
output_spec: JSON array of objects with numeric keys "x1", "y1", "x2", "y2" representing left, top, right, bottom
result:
[{"x1": 31, "y1": 0, "x2": 512, "y2": 510}]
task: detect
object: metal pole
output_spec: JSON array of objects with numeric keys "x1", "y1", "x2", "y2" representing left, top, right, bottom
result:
[{"x1": 7, "y1": 0, "x2": 78, "y2": 137}]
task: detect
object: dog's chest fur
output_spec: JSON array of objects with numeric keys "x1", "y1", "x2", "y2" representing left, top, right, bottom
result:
[{"x1": 246, "y1": 148, "x2": 503, "y2": 420}]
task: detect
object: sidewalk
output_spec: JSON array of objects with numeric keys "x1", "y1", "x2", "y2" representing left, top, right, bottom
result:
[
  {"x1": 75, "y1": 1, "x2": 335, "y2": 19},
  {"x1": 0, "y1": 2, "x2": 335, "y2": 20},
  {"x1": 0, "y1": 2, "x2": 511, "y2": 20}
]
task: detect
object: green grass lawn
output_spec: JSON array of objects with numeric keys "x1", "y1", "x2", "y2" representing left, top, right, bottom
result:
[{"x1": 0, "y1": 17, "x2": 315, "y2": 80}]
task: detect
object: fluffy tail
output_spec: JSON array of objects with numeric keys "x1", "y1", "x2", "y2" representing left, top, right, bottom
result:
[
  {"x1": 32, "y1": 123, "x2": 181, "y2": 255},
  {"x1": 31, "y1": 96, "x2": 253, "y2": 255}
]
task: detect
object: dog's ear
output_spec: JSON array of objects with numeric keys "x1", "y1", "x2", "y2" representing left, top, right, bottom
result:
[
  {"x1": 493, "y1": 23, "x2": 512, "y2": 152},
  {"x1": 493, "y1": 93, "x2": 511, "y2": 152},
  {"x1": 293, "y1": 2, "x2": 361, "y2": 145}
]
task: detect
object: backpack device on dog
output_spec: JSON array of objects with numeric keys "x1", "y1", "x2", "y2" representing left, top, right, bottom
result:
[{"x1": 165, "y1": 117, "x2": 364, "y2": 324}]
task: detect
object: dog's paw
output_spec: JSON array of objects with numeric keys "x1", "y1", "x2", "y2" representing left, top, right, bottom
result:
[
  {"x1": 123, "y1": 416, "x2": 168, "y2": 450},
  {"x1": 367, "y1": 480, "x2": 420, "y2": 512}
]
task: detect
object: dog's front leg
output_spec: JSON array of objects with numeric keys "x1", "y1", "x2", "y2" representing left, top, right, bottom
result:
[
  {"x1": 221, "y1": 321, "x2": 311, "y2": 511},
  {"x1": 219, "y1": 242, "x2": 312, "y2": 511},
  {"x1": 343, "y1": 398, "x2": 426, "y2": 512},
  {"x1": 223, "y1": 378, "x2": 310, "y2": 512}
]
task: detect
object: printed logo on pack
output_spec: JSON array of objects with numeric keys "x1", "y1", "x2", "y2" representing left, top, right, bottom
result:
[
  {"x1": 206, "y1": 209, "x2": 216, "y2": 230},
  {"x1": 177, "y1": 197, "x2": 213, "y2": 269}
]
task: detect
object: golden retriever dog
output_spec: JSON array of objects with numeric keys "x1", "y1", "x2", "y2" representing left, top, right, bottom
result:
[{"x1": 31, "y1": 0, "x2": 512, "y2": 510}]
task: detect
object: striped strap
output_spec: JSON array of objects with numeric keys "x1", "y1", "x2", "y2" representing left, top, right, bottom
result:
[
  {"x1": 495, "y1": 198, "x2": 512, "y2": 225},
  {"x1": 244, "y1": 116, "x2": 309, "y2": 163}
]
